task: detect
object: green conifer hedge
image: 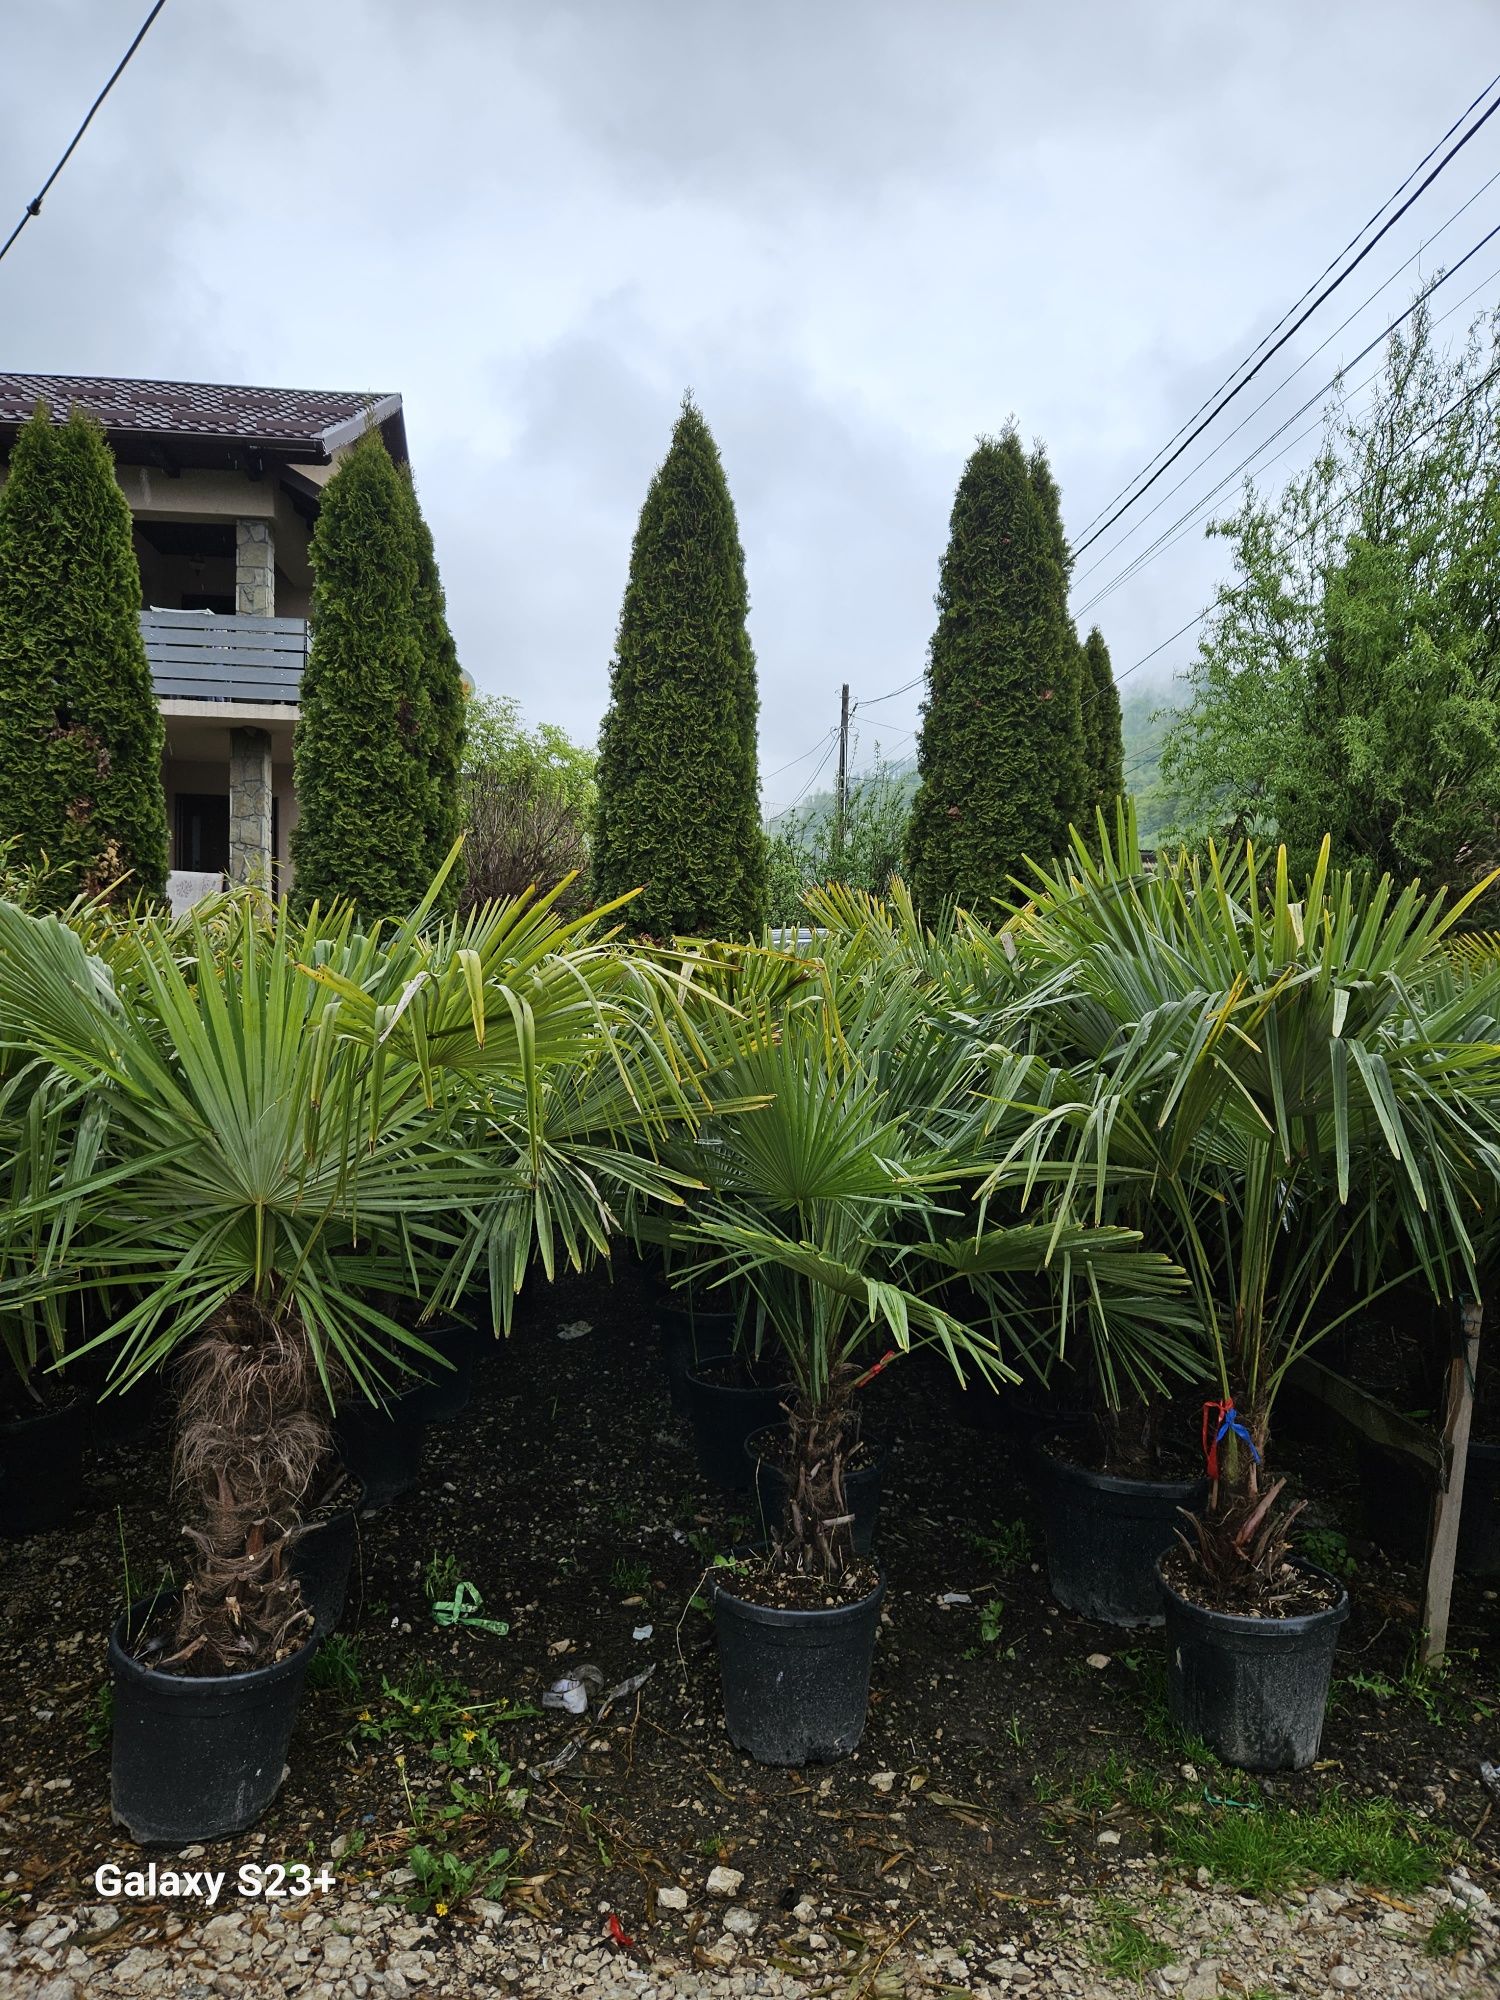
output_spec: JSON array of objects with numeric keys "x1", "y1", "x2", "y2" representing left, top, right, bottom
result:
[
  {"x1": 0, "y1": 405, "x2": 167, "y2": 904},
  {"x1": 593, "y1": 397, "x2": 766, "y2": 937},
  {"x1": 404, "y1": 468, "x2": 465, "y2": 905},
  {"x1": 291, "y1": 432, "x2": 446, "y2": 919},
  {"x1": 1080, "y1": 625, "x2": 1124, "y2": 814},
  {"x1": 905, "y1": 431, "x2": 1079, "y2": 912}
]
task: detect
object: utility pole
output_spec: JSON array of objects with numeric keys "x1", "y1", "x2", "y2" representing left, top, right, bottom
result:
[{"x1": 835, "y1": 682, "x2": 850, "y2": 862}]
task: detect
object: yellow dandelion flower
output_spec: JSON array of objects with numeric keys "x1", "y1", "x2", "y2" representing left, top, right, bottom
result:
[
  {"x1": 461, "y1": 1729, "x2": 477, "y2": 1743},
  {"x1": 435, "y1": 1901, "x2": 449, "y2": 1917}
]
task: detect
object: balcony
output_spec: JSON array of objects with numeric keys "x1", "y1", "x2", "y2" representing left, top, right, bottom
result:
[{"x1": 140, "y1": 608, "x2": 308, "y2": 707}]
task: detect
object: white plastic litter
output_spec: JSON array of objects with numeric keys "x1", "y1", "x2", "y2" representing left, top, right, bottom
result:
[
  {"x1": 938, "y1": 1592, "x2": 971, "y2": 1606},
  {"x1": 544, "y1": 1677, "x2": 589, "y2": 1715},
  {"x1": 597, "y1": 1664, "x2": 655, "y2": 1714},
  {"x1": 556, "y1": 1319, "x2": 592, "y2": 1341},
  {"x1": 632, "y1": 1624, "x2": 654, "y2": 1642}
]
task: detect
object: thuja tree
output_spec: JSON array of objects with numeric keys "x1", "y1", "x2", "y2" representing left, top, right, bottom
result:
[
  {"x1": 594, "y1": 396, "x2": 766, "y2": 937},
  {"x1": 0, "y1": 405, "x2": 167, "y2": 903},
  {"x1": 1027, "y1": 446, "x2": 1091, "y2": 834},
  {"x1": 404, "y1": 468, "x2": 466, "y2": 903},
  {"x1": 1080, "y1": 626, "x2": 1124, "y2": 812},
  {"x1": 292, "y1": 432, "x2": 435, "y2": 918},
  {"x1": 905, "y1": 431, "x2": 1078, "y2": 912}
]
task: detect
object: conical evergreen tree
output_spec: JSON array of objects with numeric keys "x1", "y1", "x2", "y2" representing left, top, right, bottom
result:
[
  {"x1": 291, "y1": 431, "x2": 435, "y2": 918},
  {"x1": 904, "y1": 431, "x2": 1078, "y2": 912},
  {"x1": 402, "y1": 468, "x2": 466, "y2": 906},
  {"x1": 0, "y1": 405, "x2": 167, "y2": 904},
  {"x1": 1026, "y1": 445, "x2": 1090, "y2": 842},
  {"x1": 594, "y1": 396, "x2": 766, "y2": 937},
  {"x1": 1080, "y1": 625, "x2": 1124, "y2": 814}
]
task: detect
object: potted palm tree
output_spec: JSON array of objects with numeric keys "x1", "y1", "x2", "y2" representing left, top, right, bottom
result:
[
  {"x1": 998, "y1": 817, "x2": 1500, "y2": 1767},
  {"x1": 0, "y1": 869, "x2": 708, "y2": 1840},
  {"x1": 653, "y1": 955, "x2": 1190, "y2": 1765},
  {"x1": 0, "y1": 1066, "x2": 101, "y2": 1536}
]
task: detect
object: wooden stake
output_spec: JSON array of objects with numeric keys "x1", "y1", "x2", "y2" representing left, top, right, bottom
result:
[{"x1": 1421, "y1": 1294, "x2": 1482, "y2": 1666}]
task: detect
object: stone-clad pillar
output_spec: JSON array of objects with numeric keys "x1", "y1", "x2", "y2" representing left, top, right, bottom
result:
[
  {"x1": 236, "y1": 518, "x2": 275, "y2": 617},
  {"x1": 229, "y1": 727, "x2": 274, "y2": 888}
]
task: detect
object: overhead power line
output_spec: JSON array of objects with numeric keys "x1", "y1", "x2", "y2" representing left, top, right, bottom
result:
[
  {"x1": 778, "y1": 733, "x2": 842, "y2": 816},
  {"x1": 1082, "y1": 352, "x2": 1500, "y2": 715},
  {"x1": 1072, "y1": 164, "x2": 1500, "y2": 592},
  {"x1": 762, "y1": 727, "x2": 838, "y2": 784},
  {"x1": 1073, "y1": 243, "x2": 1500, "y2": 620},
  {"x1": 1070, "y1": 78, "x2": 1500, "y2": 560},
  {"x1": 0, "y1": 1, "x2": 169, "y2": 270},
  {"x1": 1073, "y1": 68, "x2": 1500, "y2": 544}
]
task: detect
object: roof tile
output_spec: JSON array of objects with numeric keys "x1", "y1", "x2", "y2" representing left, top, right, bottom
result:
[{"x1": 0, "y1": 373, "x2": 396, "y2": 453}]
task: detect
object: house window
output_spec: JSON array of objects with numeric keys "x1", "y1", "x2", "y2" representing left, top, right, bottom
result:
[
  {"x1": 174, "y1": 793, "x2": 230, "y2": 874},
  {"x1": 180, "y1": 591, "x2": 237, "y2": 615}
]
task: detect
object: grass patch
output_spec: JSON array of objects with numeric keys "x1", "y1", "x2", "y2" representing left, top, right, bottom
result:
[
  {"x1": 1425, "y1": 1907, "x2": 1476, "y2": 1958},
  {"x1": 1163, "y1": 1791, "x2": 1442, "y2": 1898},
  {"x1": 1088, "y1": 1897, "x2": 1173, "y2": 1980},
  {"x1": 307, "y1": 1632, "x2": 363, "y2": 1698}
]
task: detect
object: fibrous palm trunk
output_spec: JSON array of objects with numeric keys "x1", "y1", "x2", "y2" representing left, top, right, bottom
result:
[{"x1": 163, "y1": 1294, "x2": 321, "y2": 1673}]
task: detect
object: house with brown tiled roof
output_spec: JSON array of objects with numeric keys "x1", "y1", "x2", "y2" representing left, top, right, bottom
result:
[{"x1": 0, "y1": 374, "x2": 408, "y2": 899}]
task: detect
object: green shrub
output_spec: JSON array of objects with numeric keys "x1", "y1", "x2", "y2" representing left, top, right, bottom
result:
[
  {"x1": 0, "y1": 405, "x2": 167, "y2": 903},
  {"x1": 593, "y1": 396, "x2": 766, "y2": 937},
  {"x1": 291, "y1": 431, "x2": 437, "y2": 918},
  {"x1": 1080, "y1": 625, "x2": 1124, "y2": 812},
  {"x1": 905, "y1": 430, "x2": 1080, "y2": 913},
  {"x1": 405, "y1": 469, "x2": 465, "y2": 905}
]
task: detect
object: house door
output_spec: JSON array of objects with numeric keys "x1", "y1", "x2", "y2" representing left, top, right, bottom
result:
[{"x1": 174, "y1": 793, "x2": 230, "y2": 874}]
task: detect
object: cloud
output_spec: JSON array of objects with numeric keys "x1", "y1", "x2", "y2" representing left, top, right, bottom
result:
[{"x1": 3, "y1": 0, "x2": 1496, "y2": 783}]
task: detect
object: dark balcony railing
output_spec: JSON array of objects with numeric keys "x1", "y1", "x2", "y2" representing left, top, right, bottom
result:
[{"x1": 141, "y1": 609, "x2": 307, "y2": 704}]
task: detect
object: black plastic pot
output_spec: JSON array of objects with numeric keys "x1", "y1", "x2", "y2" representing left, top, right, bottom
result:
[
  {"x1": 291, "y1": 1497, "x2": 360, "y2": 1640},
  {"x1": 1157, "y1": 1557, "x2": 1349, "y2": 1772},
  {"x1": 685, "y1": 1360, "x2": 791, "y2": 1491},
  {"x1": 334, "y1": 1388, "x2": 427, "y2": 1510},
  {"x1": 407, "y1": 1320, "x2": 478, "y2": 1426},
  {"x1": 0, "y1": 1394, "x2": 85, "y2": 1538},
  {"x1": 88, "y1": 1375, "x2": 164, "y2": 1450},
  {"x1": 713, "y1": 1564, "x2": 886, "y2": 1765},
  {"x1": 746, "y1": 1424, "x2": 887, "y2": 1555},
  {"x1": 659, "y1": 1302, "x2": 739, "y2": 1413},
  {"x1": 1355, "y1": 1437, "x2": 1500, "y2": 1577},
  {"x1": 1033, "y1": 1448, "x2": 1207, "y2": 1627},
  {"x1": 109, "y1": 1594, "x2": 315, "y2": 1843}
]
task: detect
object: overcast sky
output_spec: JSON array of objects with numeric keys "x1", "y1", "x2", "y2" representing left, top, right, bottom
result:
[{"x1": 5, "y1": 1, "x2": 1498, "y2": 808}]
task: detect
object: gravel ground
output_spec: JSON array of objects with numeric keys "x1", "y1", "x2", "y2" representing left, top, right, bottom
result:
[{"x1": 1, "y1": 1859, "x2": 1495, "y2": 1999}]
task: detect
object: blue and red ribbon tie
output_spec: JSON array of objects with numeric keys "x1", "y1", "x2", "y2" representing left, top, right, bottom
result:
[{"x1": 1201, "y1": 1399, "x2": 1261, "y2": 1479}]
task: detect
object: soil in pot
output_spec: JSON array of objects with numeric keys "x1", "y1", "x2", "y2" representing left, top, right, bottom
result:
[
  {"x1": 712, "y1": 1554, "x2": 885, "y2": 1765},
  {"x1": 1157, "y1": 1549, "x2": 1348, "y2": 1772},
  {"x1": 1032, "y1": 1438, "x2": 1207, "y2": 1627},
  {"x1": 334, "y1": 1386, "x2": 427, "y2": 1510},
  {"x1": 109, "y1": 1592, "x2": 316, "y2": 1843},
  {"x1": 290, "y1": 1482, "x2": 362, "y2": 1639},
  {"x1": 0, "y1": 1378, "x2": 86, "y2": 1538},
  {"x1": 747, "y1": 1423, "x2": 887, "y2": 1555},
  {"x1": 659, "y1": 1298, "x2": 739, "y2": 1413},
  {"x1": 685, "y1": 1356, "x2": 792, "y2": 1491}
]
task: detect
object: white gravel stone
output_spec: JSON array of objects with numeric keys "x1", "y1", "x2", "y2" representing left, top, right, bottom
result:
[
  {"x1": 705, "y1": 1865, "x2": 744, "y2": 1897},
  {"x1": 656, "y1": 1886, "x2": 689, "y2": 1911}
]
